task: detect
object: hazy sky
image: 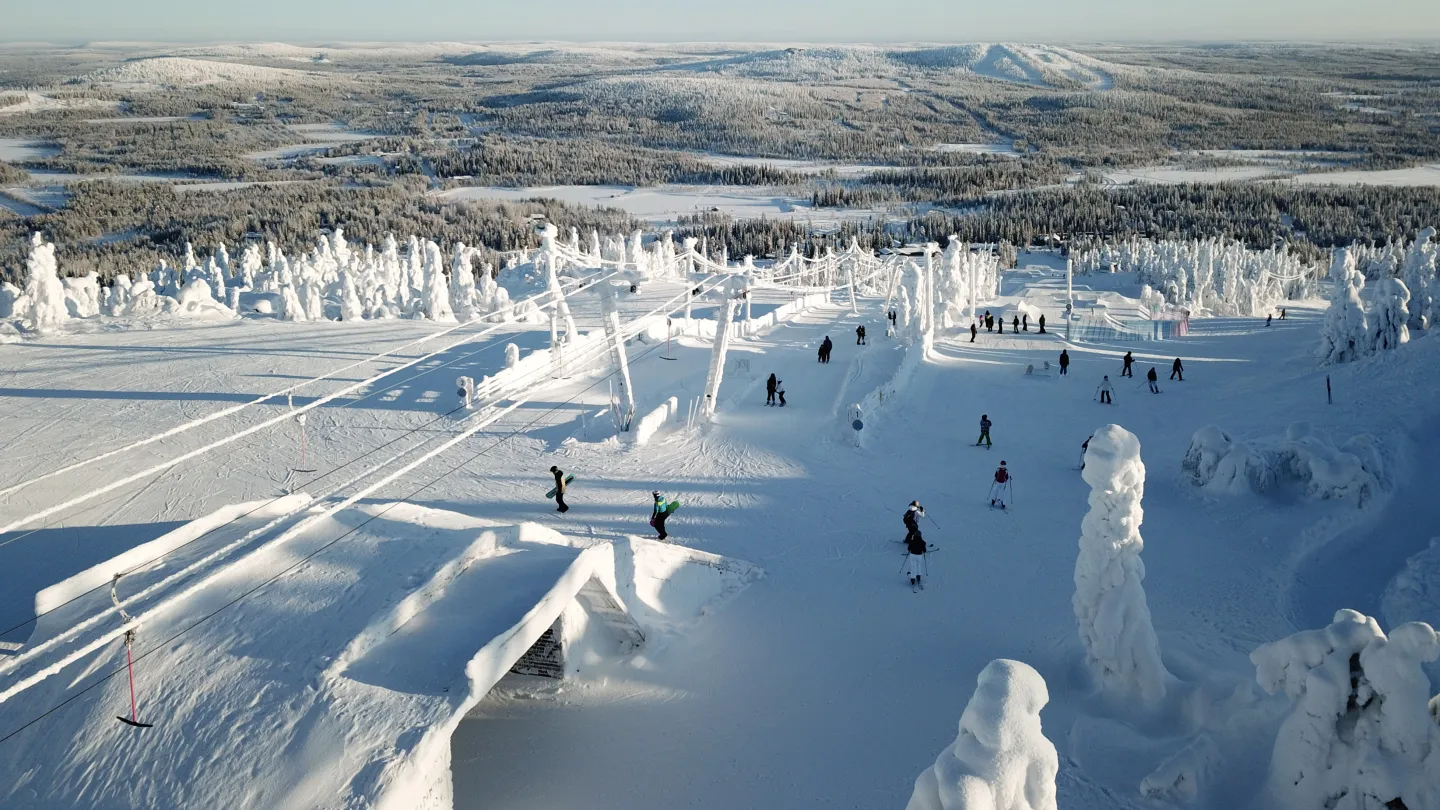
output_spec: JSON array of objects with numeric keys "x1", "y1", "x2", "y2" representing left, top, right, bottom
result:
[{"x1": 6, "y1": 0, "x2": 1439, "y2": 43}]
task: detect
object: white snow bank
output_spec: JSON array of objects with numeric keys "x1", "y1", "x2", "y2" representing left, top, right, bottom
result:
[
  {"x1": 1182, "y1": 422, "x2": 1389, "y2": 505},
  {"x1": 631, "y1": 396, "x2": 679, "y2": 447},
  {"x1": 1383, "y1": 538, "x2": 1440, "y2": 680},
  {"x1": 1251, "y1": 610, "x2": 1440, "y2": 810},
  {"x1": 33, "y1": 495, "x2": 312, "y2": 615},
  {"x1": 905, "y1": 659, "x2": 1058, "y2": 810},
  {"x1": 1076, "y1": 424, "x2": 1169, "y2": 704}
]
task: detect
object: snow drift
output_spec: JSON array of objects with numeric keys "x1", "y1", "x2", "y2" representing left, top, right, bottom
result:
[
  {"x1": 1182, "y1": 422, "x2": 1389, "y2": 505},
  {"x1": 905, "y1": 659, "x2": 1058, "y2": 810}
]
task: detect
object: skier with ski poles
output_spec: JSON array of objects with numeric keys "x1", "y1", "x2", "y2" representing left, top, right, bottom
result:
[
  {"x1": 902, "y1": 501, "x2": 928, "y2": 590},
  {"x1": 550, "y1": 466, "x2": 570, "y2": 513},
  {"x1": 1121, "y1": 351, "x2": 1134, "y2": 377},
  {"x1": 976, "y1": 414, "x2": 993, "y2": 447},
  {"x1": 1059, "y1": 349, "x2": 1070, "y2": 376},
  {"x1": 1097, "y1": 375, "x2": 1114, "y2": 404},
  {"x1": 1147, "y1": 367, "x2": 1160, "y2": 393},
  {"x1": 766, "y1": 373, "x2": 778, "y2": 406},
  {"x1": 990, "y1": 461, "x2": 1012, "y2": 509}
]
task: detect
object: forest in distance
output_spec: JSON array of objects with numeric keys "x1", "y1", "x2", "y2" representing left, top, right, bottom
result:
[{"x1": 1, "y1": 40, "x2": 1438, "y2": 279}]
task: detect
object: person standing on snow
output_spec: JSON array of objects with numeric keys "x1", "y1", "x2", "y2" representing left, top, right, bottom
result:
[
  {"x1": 985, "y1": 311, "x2": 993, "y2": 331},
  {"x1": 1022, "y1": 313, "x2": 1029, "y2": 332},
  {"x1": 1081, "y1": 435, "x2": 1092, "y2": 470},
  {"x1": 651, "y1": 491, "x2": 671, "y2": 541},
  {"x1": 997, "y1": 317, "x2": 1004, "y2": 334},
  {"x1": 1012, "y1": 315, "x2": 1019, "y2": 332},
  {"x1": 1098, "y1": 375, "x2": 1114, "y2": 404},
  {"x1": 990, "y1": 461, "x2": 1012, "y2": 509},
  {"x1": 766, "y1": 373, "x2": 778, "y2": 406},
  {"x1": 976, "y1": 414, "x2": 993, "y2": 447},
  {"x1": 856, "y1": 325, "x2": 867, "y2": 345},
  {"x1": 970, "y1": 322, "x2": 978, "y2": 343},
  {"x1": 550, "y1": 466, "x2": 569, "y2": 513},
  {"x1": 1170, "y1": 357, "x2": 1184, "y2": 381},
  {"x1": 1266, "y1": 313, "x2": 1272, "y2": 327},
  {"x1": 820, "y1": 336, "x2": 833, "y2": 363},
  {"x1": 1280, "y1": 308, "x2": 1287, "y2": 320},
  {"x1": 1121, "y1": 351, "x2": 1134, "y2": 377},
  {"x1": 1147, "y1": 367, "x2": 1160, "y2": 393},
  {"x1": 1038, "y1": 313, "x2": 1046, "y2": 334},
  {"x1": 903, "y1": 501, "x2": 927, "y2": 589},
  {"x1": 1059, "y1": 349, "x2": 1070, "y2": 375},
  {"x1": 776, "y1": 379, "x2": 786, "y2": 407}
]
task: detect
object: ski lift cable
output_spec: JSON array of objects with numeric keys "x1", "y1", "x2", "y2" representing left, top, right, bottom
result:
[{"x1": 0, "y1": 277, "x2": 724, "y2": 746}]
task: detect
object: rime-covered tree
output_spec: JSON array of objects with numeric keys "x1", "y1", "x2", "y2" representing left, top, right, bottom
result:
[{"x1": 1317, "y1": 247, "x2": 1370, "y2": 365}]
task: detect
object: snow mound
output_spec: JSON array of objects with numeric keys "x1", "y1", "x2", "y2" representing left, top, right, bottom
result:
[
  {"x1": 1383, "y1": 538, "x2": 1440, "y2": 654},
  {"x1": 906, "y1": 659, "x2": 1058, "y2": 810},
  {"x1": 1251, "y1": 610, "x2": 1440, "y2": 810},
  {"x1": 1182, "y1": 422, "x2": 1389, "y2": 505},
  {"x1": 82, "y1": 57, "x2": 325, "y2": 88},
  {"x1": 1076, "y1": 424, "x2": 1170, "y2": 704}
]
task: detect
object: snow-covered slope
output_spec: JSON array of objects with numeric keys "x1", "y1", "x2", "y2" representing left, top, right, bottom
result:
[{"x1": 81, "y1": 57, "x2": 327, "y2": 88}]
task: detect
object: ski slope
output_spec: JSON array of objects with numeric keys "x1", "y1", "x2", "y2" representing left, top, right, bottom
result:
[{"x1": 2, "y1": 259, "x2": 1439, "y2": 809}]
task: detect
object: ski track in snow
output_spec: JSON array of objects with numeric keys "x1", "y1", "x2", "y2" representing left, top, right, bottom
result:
[{"x1": 4, "y1": 260, "x2": 1440, "y2": 809}]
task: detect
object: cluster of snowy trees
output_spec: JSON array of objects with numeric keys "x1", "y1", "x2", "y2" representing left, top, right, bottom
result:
[
  {"x1": 1183, "y1": 422, "x2": 1389, "y2": 505},
  {"x1": 1073, "y1": 237, "x2": 1315, "y2": 317},
  {"x1": 1318, "y1": 228, "x2": 1437, "y2": 364}
]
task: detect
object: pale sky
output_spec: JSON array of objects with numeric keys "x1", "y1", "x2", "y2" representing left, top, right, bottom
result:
[{"x1": 5, "y1": 0, "x2": 1439, "y2": 43}]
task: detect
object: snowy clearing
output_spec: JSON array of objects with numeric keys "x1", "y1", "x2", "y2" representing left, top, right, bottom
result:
[{"x1": 433, "y1": 184, "x2": 885, "y2": 224}]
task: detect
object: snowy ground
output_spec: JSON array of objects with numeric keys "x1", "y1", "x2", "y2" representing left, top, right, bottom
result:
[
  {"x1": 432, "y1": 184, "x2": 894, "y2": 225},
  {"x1": 2, "y1": 262, "x2": 1438, "y2": 809}
]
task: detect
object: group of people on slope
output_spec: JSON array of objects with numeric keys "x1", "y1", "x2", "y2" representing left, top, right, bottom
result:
[
  {"x1": 547, "y1": 465, "x2": 678, "y2": 542},
  {"x1": 765, "y1": 373, "x2": 787, "y2": 407},
  {"x1": 1075, "y1": 352, "x2": 1184, "y2": 404}
]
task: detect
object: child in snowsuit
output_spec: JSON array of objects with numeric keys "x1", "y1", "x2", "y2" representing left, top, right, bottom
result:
[
  {"x1": 766, "y1": 373, "x2": 777, "y2": 406},
  {"x1": 1059, "y1": 349, "x2": 1070, "y2": 375},
  {"x1": 776, "y1": 380, "x2": 786, "y2": 407},
  {"x1": 1170, "y1": 357, "x2": 1184, "y2": 381},
  {"x1": 651, "y1": 491, "x2": 670, "y2": 541},
  {"x1": 551, "y1": 466, "x2": 569, "y2": 513},
  {"x1": 990, "y1": 462, "x2": 1011, "y2": 509},
  {"x1": 976, "y1": 414, "x2": 992, "y2": 447},
  {"x1": 1147, "y1": 367, "x2": 1159, "y2": 393},
  {"x1": 1121, "y1": 351, "x2": 1133, "y2": 377},
  {"x1": 1098, "y1": 375, "x2": 1113, "y2": 404}
]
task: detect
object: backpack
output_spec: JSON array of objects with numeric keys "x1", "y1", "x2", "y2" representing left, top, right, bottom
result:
[{"x1": 995, "y1": 468, "x2": 1009, "y2": 484}]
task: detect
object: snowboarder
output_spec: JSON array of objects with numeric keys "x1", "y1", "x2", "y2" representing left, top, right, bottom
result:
[
  {"x1": 651, "y1": 491, "x2": 670, "y2": 541},
  {"x1": 990, "y1": 461, "x2": 1012, "y2": 509},
  {"x1": 970, "y1": 322, "x2": 978, "y2": 343},
  {"x1": 856, "y1": 325, "x2": 867, "y2": 345},
  {"x1": 1022, "y1": 313, "x2": 1029, "y2": 332},
  {"x1": 1266, "y1": 313, "x2": 1273, "y2": 327},
  {"x1": 766, "y1": 373, "x2": 777, "y2": 406},
  {"x1": 550, "y1": 466, "x2": 569, "y2": 513},
  {"x1": 976, "y1": 414, "x2": 992, "y2": 447},
  {"x1": 1098, "y1": 375, "x2": 1114, "y2": 404},
  {"x1": 903, "y1": 502, "x2": 927, "y2": 590},
  {"x1": 1147, "y1": 367, "x2": 1159, "y2": 393},
  {"x1": 1121, "y1": 351, "x2": 1133, "y2": 377},
  {"x1": 776, "y1": 379, "x2": 786, "y2": 407},
  {"x1": 1038, "y1": 313, "x2": 1046, "y2": 334},
  {"x1": 1170, "y1": 357, "x2": 1184, "y2": 381},
  {"x1": 1012, "y1": 315, "x2": 1019, "y2": 332},
  {"x1": 1059, "y1": 349, "x2": 1070, "y2": 376}
]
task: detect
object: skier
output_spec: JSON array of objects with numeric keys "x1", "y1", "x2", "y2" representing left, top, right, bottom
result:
[
  {"x1": 1012, "y1": 315, "x2": 1019, "y2": 332},
  {"x1": 1059, "y1": 349, "x2": 1070, "y2": 376},
  {"x1": 766, "y1": 373, "x2": 777, "y2": 406},
  {"x1": 976, "y1": 414, "x2": 992, "y2": 447},
  {"x1": 903, "y1": 501, "x2": 927, "y2": 590},
  {"x1": 1280, "y1": 308, "x2": 1287, "y2": 320},
  {"x1": 550, "y1": 465, "x2": 569, "y2": 513},
  {"x1": 1121, "y1": 351, "x2": 1133, "y2": 377},
  {"x1": 1038, "y1": 313, "x2": 1046, "y2": 334},
  {"x1": 856, "y1": 325, "x2": 867, "y2": 345},
  {"x1": 1098, "y1": 375, "x2": 1114, "y2": 404},
  {"x1": 1170, "y1": 357, "x2": 1184, "y2": 381},
  {"x1": 990, "y1": 461, "x2": 1011, "y2": 509},
  {"x1": 1081, "y1": 435, "x2": 1091, "y2": 470},
  {"x1": 1147, "y1": 366, "x2": 1160, "y2": 393},
  {"x1": 1266, "y1": 313, "x2": 1272, "y2": 327},
  {"x1": 1022, "y1": 313, "x2": 1029, "y2": 332},
  {"x1": 776, "y1": 379, "x2": 786, "y2": 407},
  {"x1": 970, "y1": 322, "x2": 978, "y2": 343},
  {"x1": 651, "y1": 491, "x2": 670, "y2": 541}
]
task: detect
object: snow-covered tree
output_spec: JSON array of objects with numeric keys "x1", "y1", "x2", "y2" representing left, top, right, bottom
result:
[
  {"x1": 339, "y1": 268, "x2": 364, "y2": 322},
  {"x1": 1317, "y1": 247, "x2": 1370, "y2": 364},
  {"x1": 905, "y1": 659, "x2": 1058, "y2": 810},
  {"x1": 20, "y1": 233, "x2": 68, "y2": 332},
  {"x1": 1368, "y1": 276, "x2": 1410, "y2": 353},
  {"x1": 1075, "y1": 424, "x2": 1169, "y2": 704},
  {"x1": 61, "y1": 272, "x2": 101, "y2": 318},
  {"x1": 450, "y1": 242, "x2": 479, "y2": 322},
  {"x1": 1251, "y1": 610, "x2": 1439, "y2": 810},
  {"x1": 278, "y1": 282, "x2": 307, "y2": 322},
  {"x1": 421, "y1": 240, "x2": 455, "y2": 322},
  {"x1": 1402, "y1": 227, "x2": 1436, "y2": 332}
]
